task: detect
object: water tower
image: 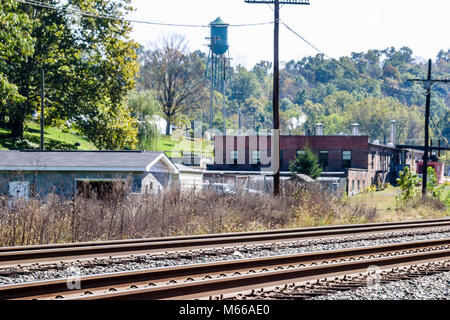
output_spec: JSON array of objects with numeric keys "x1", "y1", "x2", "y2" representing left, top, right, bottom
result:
[{"x1": 207, "y1": 17, "x2": 231, "y2": 136}]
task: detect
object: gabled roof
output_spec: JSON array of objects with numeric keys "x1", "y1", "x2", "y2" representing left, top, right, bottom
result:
[{"x1": 0, "y1": 151, "x2": 178, "y2": 173}]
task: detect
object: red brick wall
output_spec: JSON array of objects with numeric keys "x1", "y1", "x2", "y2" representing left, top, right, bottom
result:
[{"x1": 213, "y1": 135, "x2": 370, "y2": 171}]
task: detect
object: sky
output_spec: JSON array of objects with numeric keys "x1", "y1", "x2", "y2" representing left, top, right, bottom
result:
[{"x1": 128, "y1": 0, "x2": 450, "y2": 69}]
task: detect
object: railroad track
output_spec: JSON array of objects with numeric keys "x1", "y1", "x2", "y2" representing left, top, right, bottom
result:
[
  {"x1": 1, "y1": 238, "x2": 449, "y2": 300},
  {"x1": 1, "y1": 218, "x2": 449, "y2": 267}
]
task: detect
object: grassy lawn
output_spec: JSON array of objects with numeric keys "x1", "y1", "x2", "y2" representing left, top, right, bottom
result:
[
  {"x1": 0, "y1": 121, "x2": 96, "y2": 150},
  {"x1": 0, "y1": 123, "x2": 212, "y2": 157},
  {"x1": 345, "y1": 185, "x2": 450, "y2": 221},
  {"x1": 151, "y1": 135, "x2": 213, "y2": 158},
  {"x1": 346, "y1": 187, "x2": 401, "y2": 211}
]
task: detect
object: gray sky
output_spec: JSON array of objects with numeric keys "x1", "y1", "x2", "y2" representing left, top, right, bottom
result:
[{"x1": 129, "y1": 0, "x2": 450, "y2": 68}]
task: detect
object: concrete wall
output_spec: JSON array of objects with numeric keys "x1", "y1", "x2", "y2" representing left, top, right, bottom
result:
[{"x1": 0, "y1": 170, "x2": 173, "y2": 200}]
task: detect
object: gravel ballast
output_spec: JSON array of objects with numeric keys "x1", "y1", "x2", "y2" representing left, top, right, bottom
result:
[
  {"x1": 312, "y1": 271, "x2": 450, "y2": 300},
  {"x1": 0, "y1": 227, "x2": 449, "y2": 285}
]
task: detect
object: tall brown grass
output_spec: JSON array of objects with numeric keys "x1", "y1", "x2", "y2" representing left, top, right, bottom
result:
[{"x1": 0, "y1": 181, "x2": 444, "y2": 247}]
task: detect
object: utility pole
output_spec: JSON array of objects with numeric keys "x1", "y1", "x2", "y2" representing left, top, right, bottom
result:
[
  {"x1": 245, "y1": 0, "x2": 310, "y2": 196},
  {"x1": 40, "y1": 68, "x2": 45, "y2": 150},
  {"x1": 408, "y1": 59, "x2": 450, "y2": 195}
]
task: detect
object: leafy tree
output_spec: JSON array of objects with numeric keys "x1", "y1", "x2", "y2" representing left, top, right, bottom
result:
[
  {"x1": 426, "y1": 167, "x2": 444, "y2": 199},
  {"x1": 252, "y1": 60, "x2": 272, "y2": 83},
  {"x1": 139, "y1": 35, "x2": 206, "y2": 135},
  {"x1": 127, "y1": 90, "x2": 160, "y2": 150},
  {"x1": 289, "y1": 147, "x2": 322, "y2": 179},
  {"x1": 395, "y1": 166, "x2": 421, "y2": 204},
  {"x1": 0, "y1": 0, "x2": 139, "y2": 149},
  {"x1": 231, "y1": 65, "x2": 262, "y2": 103},
  {"x1": 0, "y1": 0, "x2": 34, "y2": 128}
]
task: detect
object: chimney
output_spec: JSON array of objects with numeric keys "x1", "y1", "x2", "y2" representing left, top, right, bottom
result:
[
  {"x1": 315, "y1": 123, "x2": 323, "y2": 136},
  {"x1": 351, "y1": 123, "x2": 360, "y2": 136},
  {"x1": 390, "y1": 120, "x2": 396, "y2": 146}
]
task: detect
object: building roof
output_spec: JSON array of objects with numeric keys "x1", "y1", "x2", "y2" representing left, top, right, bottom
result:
[
  {"x1": 0, "y1": 151, "x2": 178, "y2": 173},
  {"x1": 175, "y1": 163, "x2": 203, "y2": 174}
]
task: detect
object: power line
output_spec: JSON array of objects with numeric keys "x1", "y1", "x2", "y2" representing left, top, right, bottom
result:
[
  {"x1": 13, "y1": 0, "x2": 273, "y2": 28},
  {"x1": 280, "y1": 20, "x2": 426, "y2": 96}
]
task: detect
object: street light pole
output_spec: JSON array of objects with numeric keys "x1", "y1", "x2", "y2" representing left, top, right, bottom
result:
[{"x1": 40, "y1": 68, "x2": 45, "y2": 150}]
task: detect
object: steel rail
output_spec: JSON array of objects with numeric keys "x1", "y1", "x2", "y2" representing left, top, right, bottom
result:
[
  {"x1": 1, "y1": 219, "x2": 449, "y2": 267},
  {"x1": 1, "y1": 238, "x2": 449, "y2": 300},
  {"x1": 1, "y1": 218, "x2": 448, "y2": 253},
  {"x1": 69, "y1": 249, "x2": 450, "y2": 300}
]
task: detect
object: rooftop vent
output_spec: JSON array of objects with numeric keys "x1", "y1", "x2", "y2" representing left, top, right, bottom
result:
[
  {"x1": 351, "y1": 123, "x2": 360, "y2": 136},
  {"x1": 315, "y1": 123, "x2": 323, "y2": 136},
  {"x1": 390, "y1": 120, "x2": 396, "y2": 146}
]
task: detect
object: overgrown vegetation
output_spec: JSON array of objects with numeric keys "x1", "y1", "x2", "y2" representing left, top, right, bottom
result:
[
  {"x1": 395, "y1": 166, "x2": 422, "y2": 205},
  {"x1": 1, "y1": 177, "x2": 447, "y2": 246},
  {"x1": 0, "y1": 182, "x2": 374, "y2": 246}
]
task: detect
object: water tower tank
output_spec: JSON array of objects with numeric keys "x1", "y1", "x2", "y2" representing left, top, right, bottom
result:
[{"x1": 209, "y1": 17, "x2": 229, "y2": 55}]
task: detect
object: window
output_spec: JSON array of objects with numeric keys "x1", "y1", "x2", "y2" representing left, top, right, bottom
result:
[
  {"x1": 371, "y1": 152, "x2": 375, "y2": 170},
  {"x1": 342, "y1": 151, "x2": 352, "y2": 168},
  {"x1": 230, "y1": 150, "x2": 239, "y2": 165},
  {"x1": 351, "y1": 180, "x2": 355, "y2": 191},
  {"x1": 357, "y1": 180, "x2": 360, "y2": 191},
  {"x1": 319, "y1": 151, "x2": 328, "y2": 169},
  {"x1": 251, "y1": 151, "x2": 261, "y2": 166}
]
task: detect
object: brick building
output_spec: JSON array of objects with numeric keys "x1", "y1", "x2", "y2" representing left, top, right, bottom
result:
[{"x1": 209, "y1": 134, "x2": 420, "y2": 195}]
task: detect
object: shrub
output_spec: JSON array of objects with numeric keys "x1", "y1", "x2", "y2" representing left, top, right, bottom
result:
[
  {"x1": 289, "y1": 147, "x2": 322, "y2": 179},
  {"x1": 426, "y1": 166, "x2": 444, "y2": 199},
  {"x1": 395, "y1": 166, "x2": 421, "y2": 205}
]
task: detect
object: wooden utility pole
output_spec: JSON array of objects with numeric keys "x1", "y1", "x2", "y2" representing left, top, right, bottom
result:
[
  {"x1": 273, "y1": 0, "x2": 280, "y2": 195},
  {"x1": 244, "y1": 0, "x2": 310, "y2": 195},
  {"x1": 408, "y1": 59, "x2": 450, "y2": 195}
]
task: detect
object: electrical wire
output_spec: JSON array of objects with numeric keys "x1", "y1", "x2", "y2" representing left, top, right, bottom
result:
[
  {"x1": 13, "y1": 0, "x2": 274, "y2": 28},
  {"x1": 281, "y1": 21, "x2": 426, "y2": 96}
]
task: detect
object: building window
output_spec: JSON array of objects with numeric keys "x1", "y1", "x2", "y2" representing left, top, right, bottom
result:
[
  {"x1": 230, "y1": 150, "x2": 238, "y2": 165},
  {"x1": 371, "y1": 152, "x2": 375, "y2": 170},
  {"x1": 357, "y1": 180, "x2": 360, "y2": 191},
  {"x1": 351, "y1": 180, "x2": 355, "y2": 191},
  {"x1": 342, "y1": 151, "x2": 352, "y2": 168},
  {"x1": 319, "y1": 151, "x2": 328, "y2": 169},
  {"x1": 251, "y1": 151, "x2": 261, "y2": 166}
]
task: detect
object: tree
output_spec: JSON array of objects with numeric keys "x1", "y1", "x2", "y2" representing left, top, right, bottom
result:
[
  {"x1": 139, "y1": 35, "x2": 206, "y2": 135},
  {"x1": 252, "y1": 60, "x2": 272, "y2": 83},
  {"x1": 426, "y1": 167, "x2": 444, "y2": 199},
  {"x1": 1, "y1": 0, "x2": 139, "y2": 149},
  {"x1": 127, "y1": 90, "x2": 160, "y2": 150},
  {"x1": 0, "y1": 0, "x2": 34, "y2": 128},
  {"x1": 289, "y1": 147, "x2": 322, "y2": 179},
  {"x1": 395, "y1": 166, "x2": 421, "y2": 205}
]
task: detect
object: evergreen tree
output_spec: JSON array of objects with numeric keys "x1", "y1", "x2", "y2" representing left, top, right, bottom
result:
[{"x1": 289, "y1": 147, "x2": 322, "y2": 179}]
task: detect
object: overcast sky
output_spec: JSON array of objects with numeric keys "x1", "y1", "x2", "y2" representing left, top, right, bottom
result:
[{"x1": 128, "y1": 0, "x2": 450, "y2": 68}]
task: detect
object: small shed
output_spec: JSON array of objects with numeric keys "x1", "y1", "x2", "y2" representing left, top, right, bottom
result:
[
  {"x1": 0, "y1": 150, "x2": 178, "y2": 199},
  {"x1": 174, "y1": 163, "x2": 204, "y2": 191}
]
